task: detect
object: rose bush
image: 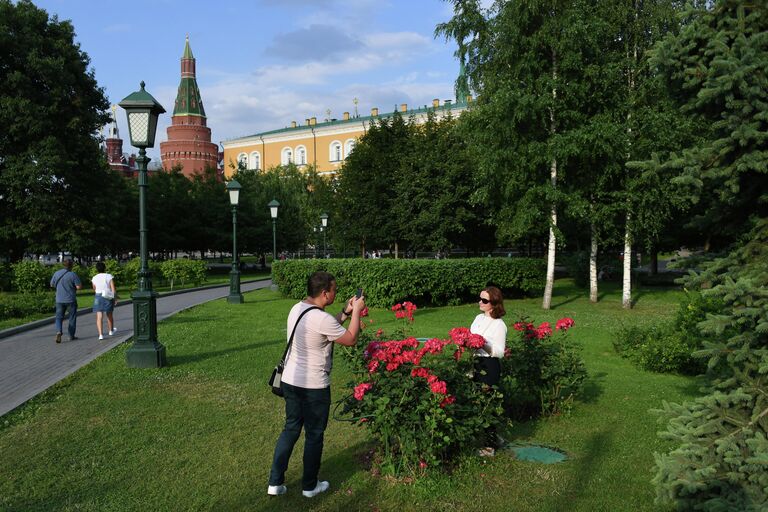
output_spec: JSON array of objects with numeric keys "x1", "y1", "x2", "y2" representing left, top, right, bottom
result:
[
  {"x1": 500, "y1": 317, "x2": 586, "y2": 418},
  {"x1": 341, "y1": 304, "x2": 503, "y2": 476},
  {"x1": 341, "y1": 306, "x2": 586, "y2": 476}
]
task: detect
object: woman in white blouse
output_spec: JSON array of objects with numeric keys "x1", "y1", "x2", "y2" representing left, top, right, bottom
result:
[
  {"x1": 471, "y1": 285, "x2": 507, "y2": 457},
  {"x1": 471, "y1": 285, "x2": 507, "y2": 386}
]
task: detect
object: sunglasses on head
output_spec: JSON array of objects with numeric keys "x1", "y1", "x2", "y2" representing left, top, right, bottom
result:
[{"x1": 479, "y1": 297, "x2": 491, "y2": 304}]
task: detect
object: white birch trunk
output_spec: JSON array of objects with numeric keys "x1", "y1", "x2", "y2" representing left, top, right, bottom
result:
[
  {"x1": 622, "y1": 212, "x2": 632, "y2": 308},
  {"x1": 542, "y1": 55, "x2": 558, "y2": 310},
  {"x1": 589, "y1": 223, "x2": 598, "y2": 303},
  {"x1": 621, "y1": 1, "x2": 638, "y2": 310},
  {"x1": 394, "y1": 241, "x2": 399, "y2": 259},
  {"x1": 542, "y1": 186, "x2": 557, "y2": 310}
]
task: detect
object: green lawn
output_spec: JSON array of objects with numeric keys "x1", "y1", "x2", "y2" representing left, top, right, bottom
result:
[{"x1": 0, "y1": 280, "x2": 694, "y2": 511}]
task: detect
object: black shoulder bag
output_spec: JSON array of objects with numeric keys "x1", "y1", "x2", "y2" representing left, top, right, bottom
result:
[{"x1": 269, "y1": 306, "x2": 319, "y2": 397}]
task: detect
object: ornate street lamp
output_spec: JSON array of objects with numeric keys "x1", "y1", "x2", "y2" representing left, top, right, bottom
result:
[
  {"x1": 268, "y1": 199, "x2": 280, "y2": 262},
  {"x1": 226, "y1": 179, "x2": 244, "y2": 304},
  {"x1": 320, "y1": 213, "x2": 328, "y2": 257},
  {"x1": 119, "y1": 81, "x2": 167, "y2": 368}
]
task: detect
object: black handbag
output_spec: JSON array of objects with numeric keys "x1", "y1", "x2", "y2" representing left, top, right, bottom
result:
[{"x1": 269, "y1": 306, "x2": 319, "y2": 396}]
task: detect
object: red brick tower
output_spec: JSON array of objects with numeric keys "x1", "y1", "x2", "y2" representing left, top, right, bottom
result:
[
  {"x1": 105, "y1": 105, "x2": 134, "y2": 177},
  {"x1": 160, "y1": 36, "x2": 218, "y2": 177}
]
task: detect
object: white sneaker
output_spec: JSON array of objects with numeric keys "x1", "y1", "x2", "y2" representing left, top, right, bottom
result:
[
  {"x1": 109, "y1": 328, "x2": 117, "y2": 336},
  {"x1": 267, "y1": 484, "x2": 287, "y2": 496},
  {"x1": 302, "y1": 481, "x2": 329, "y2": 498},
  {"x1": 98, "y1": 335, "x2": 104, "y2": 340}
]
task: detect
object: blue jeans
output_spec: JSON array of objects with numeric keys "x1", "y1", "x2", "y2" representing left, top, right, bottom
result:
[
  {"x1": 269, "y1": 383, "x2": 331, "y2": 491},
  {"x1": 55, "y1": 301, "x2": 78, "y2": 337}
]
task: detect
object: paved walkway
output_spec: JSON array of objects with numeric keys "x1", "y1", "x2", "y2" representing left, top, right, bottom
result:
[{"x1": 0, "y1": 280, "x2": 271, "y2": 417}]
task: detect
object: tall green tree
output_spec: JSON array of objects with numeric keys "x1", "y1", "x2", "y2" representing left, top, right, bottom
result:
[
  {"x1": 0, "y1": 0, "x2": 112, "y2": 260},
  {"x1": 337, "y1": 113, "x2": 411, "y2": 256},
  {"x1": 438, "y1": 0, "x2": 618, "y2": 308},
  {"x1": 397, "y1": 112, "x2": 493, "y2": 254},
  {"x1": 652, "y1": 0, "x2": 768, "y2": 245},
  {"x1": 650, "y1": 2, "x2": 768, "y2": 508}
]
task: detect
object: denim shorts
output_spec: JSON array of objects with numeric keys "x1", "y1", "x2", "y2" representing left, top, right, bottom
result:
[{"x1": 93, "y1": 294, "x2": 114, "y2": 313}]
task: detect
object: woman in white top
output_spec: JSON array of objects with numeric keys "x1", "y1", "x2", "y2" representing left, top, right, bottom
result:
[
  {"x1": 91, "y1": 261, "x2": 117, "y2": 340},
  {"x1": 471, "y1": 285, "x2": 507, "y2": 386},
  {"x1": 471, "y1": 285, "x2": 507, "y2": 457}
]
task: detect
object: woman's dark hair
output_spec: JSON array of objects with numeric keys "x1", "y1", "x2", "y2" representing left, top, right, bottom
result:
[
  {"x1": 307, "y1": 271, "x2": 336, "y2": 297},
  {"x1": 484, "y1": 285, "x2": 506, "y2": 319},
  {"x1": 96, "y1": 261, "x2": 106, "y2": 273}
]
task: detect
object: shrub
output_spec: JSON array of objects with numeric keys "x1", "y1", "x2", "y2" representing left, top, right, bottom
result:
[
  {"x1": 123, "y1": 258, "x2": 164, "y2": 287},
  {"x1": 11, "y1": 261, "x2": 51, "y2": 293},
  {"x1": 160, "y1": 259, "x2": 207, "y2": 290},
  {"x1": 340, "y1": 305, "x2": 503, "y2": 475},
  {"x1": 0, "y1": 263, "x2": 13, "y2": 292},
  {"x1": 272, "y1": 258, "x2": 545, "y2": 307},
  {"x1": 501, "y1": 318, "x2": 586, "y2": 418},
  {"x1": 0, "y1": 292, "x2": 55, "y2": 320},
  {"x1": 562, "y1": 251, "x2": 589, "y2": 288},
  {"x1": 613, "y1": 291, "x2": 721, "y2": 375}
]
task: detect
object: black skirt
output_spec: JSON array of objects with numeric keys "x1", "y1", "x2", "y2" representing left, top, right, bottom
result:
[{"x1": 473, "y1": 356, "x2": 501, "y2": 386}]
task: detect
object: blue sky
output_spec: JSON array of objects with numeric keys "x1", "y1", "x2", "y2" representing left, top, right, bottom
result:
[{"x1": 32, "y1": 0, "x2": 471, "y2": 159}]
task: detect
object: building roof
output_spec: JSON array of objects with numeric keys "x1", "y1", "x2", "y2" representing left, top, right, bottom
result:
[{"x1": 224, "y1": 100, "x2": 466, "y2": 142}]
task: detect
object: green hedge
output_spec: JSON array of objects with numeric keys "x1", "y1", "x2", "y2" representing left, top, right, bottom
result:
[
  {"x1": 0, "y1": 291, "x2": 55, "y2": 321},
  {"x1": 271, "y1": 257, "x2": 545, "y2": 307}
]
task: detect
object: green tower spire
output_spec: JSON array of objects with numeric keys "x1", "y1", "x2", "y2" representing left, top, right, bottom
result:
[{"x1": 173, "y1": 35, "x2": 206, "y2": 118}]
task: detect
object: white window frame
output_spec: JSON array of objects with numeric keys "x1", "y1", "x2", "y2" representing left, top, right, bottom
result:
[
  {"x1": 344, "y1": 139, "x2": 356, "y2": 159},
  {"x1": 249, "y1": 151, "x2": 261, "y2": 170},
  {"x1": 329, "y1": 140, "x2": 342, "y2": 162},
  {"x1": 281, "y1": 147, "x2": 293, "y2": 166},
  {"x1": 295, "y1": 145, "x2": 307, "y2": 166},
  {"x1": 237, "y1": 152, "x2": 248, "y2": 169}
]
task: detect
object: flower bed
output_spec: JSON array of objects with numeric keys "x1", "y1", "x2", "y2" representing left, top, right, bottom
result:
[{"x1": 341, "y1": 302, "x2": 586, "y2": 476}]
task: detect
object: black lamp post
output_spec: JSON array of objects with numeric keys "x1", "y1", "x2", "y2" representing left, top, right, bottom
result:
[
  {"x1": 320, "y1": 213, "x2": 328, "y2": 257},
  {"x1": 226, "y1": 179, "x2": 244, "y2": 304},
  {"x1": 268, "y1": 199, "x2": 280, "y2": 262},
  {"x1": 119, "y1": 81, "x2": 167, "y2": 368}
]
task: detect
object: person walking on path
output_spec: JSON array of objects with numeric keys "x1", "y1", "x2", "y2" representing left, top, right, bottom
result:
[
  {"x1": 267, "y1": 271, "x2": 365, "y2": 499},
  {"x1": 91, "y1": 262, "x2": 117, "y2": 341},
  {"x1": 50, "y1": 258, "x2": 82, "y2": 343}
]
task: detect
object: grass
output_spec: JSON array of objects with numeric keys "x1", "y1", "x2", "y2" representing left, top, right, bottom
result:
[
  {"x1": 0, "y1": 280, "x2": 696, "y2": 511},
  {"x1": 0, "y1": 271, "x2": 271, "y2": 331}
]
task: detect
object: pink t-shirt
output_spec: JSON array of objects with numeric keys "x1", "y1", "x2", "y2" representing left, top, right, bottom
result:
[{"x1": 281, "y1": 302, "x2": 347, "y2": 389}]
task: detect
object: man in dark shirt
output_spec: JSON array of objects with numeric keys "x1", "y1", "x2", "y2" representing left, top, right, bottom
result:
[{"x1": 50, "y1": 258, "x2": 82, "y2": 343}]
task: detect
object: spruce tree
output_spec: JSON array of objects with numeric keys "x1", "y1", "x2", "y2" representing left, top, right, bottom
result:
[{"x1": 651, "y1": 2, "x2": 768, "y2": 509}]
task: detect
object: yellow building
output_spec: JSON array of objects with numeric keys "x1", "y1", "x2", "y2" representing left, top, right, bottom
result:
[{"x1": 221, "y1": 97, "x2": 469, "y2": 178}]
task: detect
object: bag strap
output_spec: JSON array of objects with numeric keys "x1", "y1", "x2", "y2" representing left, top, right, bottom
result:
[
  {"x1": 53, "y1": 269, "x2": 71, "y2": 290},
  {"x1": 279, "y1": 305, "x2": 320, "y2": 365}
]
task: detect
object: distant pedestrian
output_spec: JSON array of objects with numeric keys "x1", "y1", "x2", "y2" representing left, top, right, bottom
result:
[
  {"x1": 50, "y1": 258, "x2": 82, "y2": 343},
  {"x1": 91, "y1": 261, "x2": 117, "y2": 341}
]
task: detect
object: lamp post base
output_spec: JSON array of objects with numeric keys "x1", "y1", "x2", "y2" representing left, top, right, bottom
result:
[
  {"x1": 227, "y1": 269, "x2": 243, "y2": 303},
  {"x1": 126, "y1": 341, "x2": 167, "y2": 368},
  {"x1": 127, "y1": 289, "x2": 167, "y2": 368}
]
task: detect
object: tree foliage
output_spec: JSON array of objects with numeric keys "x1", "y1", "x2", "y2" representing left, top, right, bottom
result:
[
  {"x1": 651, "y1": 2, "x2": 768, "y2": 509},
  {"x1": 0, "y1": 0, "x2": 114, "y2": 260},
  {"x1": 652, "y1": 0, "x2": 768, "y2": 247}
]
